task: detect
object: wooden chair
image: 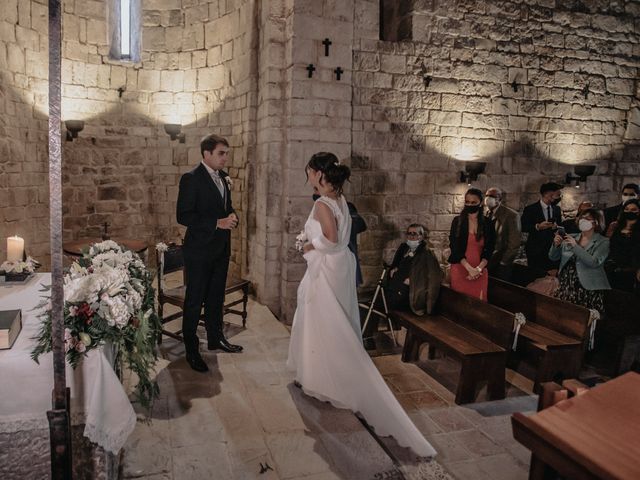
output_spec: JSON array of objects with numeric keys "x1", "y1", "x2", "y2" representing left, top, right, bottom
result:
[{"x1": 156, "y1": 243, "x2": 250, "y2": 343}]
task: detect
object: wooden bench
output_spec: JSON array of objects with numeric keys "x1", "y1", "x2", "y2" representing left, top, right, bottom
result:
[
  {"x1": 391, "y1": 286, "x2": 517, "y2": 404},
  {"x1": 488, "y1": 277, "x2": 590, "y2": 392},
  {"x1": 596, "y1": 289, "x2": 640, "y2": 375}
]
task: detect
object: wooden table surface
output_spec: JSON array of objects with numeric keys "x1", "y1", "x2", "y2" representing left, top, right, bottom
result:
[
  {"x1": 63, "y1": 237, "x2": 148, "y2": 256},
  {"x1": 512, "y1": 372, "x2": 640, "y2": 480}
]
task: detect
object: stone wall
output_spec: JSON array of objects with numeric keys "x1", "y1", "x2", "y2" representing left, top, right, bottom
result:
[
  {"x1": 2, "y1": 0, "x2": 640, "y2": 323},
  {"x1": 0, "y1": 1, "x2": 50, "y2": 262},
  {"x1": 0, "y1": 0, "x2": 258, "y2": 277},
  {"x1": 351, "y1": 0, "x2": 640, "y2": 284}
]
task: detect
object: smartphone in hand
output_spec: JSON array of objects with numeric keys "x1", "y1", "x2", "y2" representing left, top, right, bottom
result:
[{"x1": 556, "y1": 226, "x2": 566, "y2": 238}]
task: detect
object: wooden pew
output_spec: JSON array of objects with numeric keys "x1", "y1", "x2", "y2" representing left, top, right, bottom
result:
[
  {"x1": 597, "y1": 289, "x2": 640, "y2": 375},
  {"x1": 391, "y1": 286, "x2": 516, "y2": 404},
  {"x1": 488, "y1": 277, "x2": 591, "y2": 392}
]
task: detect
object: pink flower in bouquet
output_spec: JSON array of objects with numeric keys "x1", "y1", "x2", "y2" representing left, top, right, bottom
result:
[
  {"x1": 75, "y1": 341, "x2": 86, "y2": 353},
  {"x1": 69, "y1": 305, "x2": 79, "y2": 316}
]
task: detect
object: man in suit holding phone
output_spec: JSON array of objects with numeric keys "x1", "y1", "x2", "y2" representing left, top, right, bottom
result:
[
  {"x1": 177, "y1": 134, "x2": 242, "y2": 373},
  {"x1": 521, "y1": 182, "x2": 564, "y2": 278}
]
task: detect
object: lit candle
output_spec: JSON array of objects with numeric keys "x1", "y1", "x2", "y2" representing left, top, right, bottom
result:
[{"x1": 7, "y1": 236, "x2": 24, "y2": 262}]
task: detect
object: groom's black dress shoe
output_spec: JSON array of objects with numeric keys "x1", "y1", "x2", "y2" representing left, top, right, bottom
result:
[
  {"x1": 208, "y1": 337, "x2": 243, "y2": 353},
  {"x1": 186, "y1": 351, "x2": 209, "y2": 372}
]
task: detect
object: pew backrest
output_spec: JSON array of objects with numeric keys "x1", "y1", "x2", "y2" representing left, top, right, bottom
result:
[
  {"x1": 437, "y1": 285, "x2": 515, "y2": 350},
  {"x1": 488, "y1": 277, "x2": 591, "y2": 341}
]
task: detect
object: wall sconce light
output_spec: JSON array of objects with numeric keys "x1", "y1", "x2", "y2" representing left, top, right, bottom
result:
[
  {"x1": 65, "y1": 120, "x2": 85, "y2": 141},
  {"x1": 565, "y1": 164, "x2": 596, "y2": 189},
  {"x1": 164, "y1": 124, "x2": 185, "y2": 143},
  {"x1": 582, "y1": 83, "x2": 590, "y2": 99},
  {"x1": 459, "y1": 161, "x2": 487, "y2": 185}
]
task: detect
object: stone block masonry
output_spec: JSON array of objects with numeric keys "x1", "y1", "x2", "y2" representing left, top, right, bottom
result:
[{"x1": 1, "y1": 0, "x2": 639, "y2": 325}]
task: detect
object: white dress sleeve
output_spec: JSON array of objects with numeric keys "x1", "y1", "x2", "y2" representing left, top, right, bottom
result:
[{"x1": 311, "y1": 197, "x2": 341, "y2": 253}]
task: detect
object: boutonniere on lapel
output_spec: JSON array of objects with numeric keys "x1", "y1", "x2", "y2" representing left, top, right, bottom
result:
[{"x1": 224, "y1": 176, "x2": 233, "y2": 189}]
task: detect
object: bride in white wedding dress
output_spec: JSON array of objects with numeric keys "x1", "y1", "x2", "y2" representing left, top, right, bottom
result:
[{"x1": 287, "y1": 152, "x2": 437, "y2": 458}]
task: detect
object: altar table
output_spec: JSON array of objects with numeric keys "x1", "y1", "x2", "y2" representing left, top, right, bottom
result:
[{"x1": 0, "y1": 273, "x2": 136, "y2": 454}]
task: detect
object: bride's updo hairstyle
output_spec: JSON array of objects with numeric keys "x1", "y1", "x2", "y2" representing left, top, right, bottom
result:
[{"x1": 306, "y1": 152, "x2": 351, "y2": 196}]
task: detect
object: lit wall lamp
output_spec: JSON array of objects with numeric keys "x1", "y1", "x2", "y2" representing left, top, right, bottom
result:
[
  {"x1": 65, "y1": 120, "x2": 85, "y2": 141},
  {"x1": 459, "y1": 161, "x2": 487, "y2": 185},
  {"x1": 565, "y1": 164, "x2": 596, "y2": 189},
  {"x1": 164, "y1": 123, "x2": 185, "y2": 143}
]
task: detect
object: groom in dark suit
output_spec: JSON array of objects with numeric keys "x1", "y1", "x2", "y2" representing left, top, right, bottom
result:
[{"x1": 177, "y1": 134, "x2": 242, "y2": 372}]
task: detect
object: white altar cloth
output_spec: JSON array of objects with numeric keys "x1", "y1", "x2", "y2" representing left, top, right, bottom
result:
[{"x1": 0, "y1": 273, "x2": 136, "y2": 453}]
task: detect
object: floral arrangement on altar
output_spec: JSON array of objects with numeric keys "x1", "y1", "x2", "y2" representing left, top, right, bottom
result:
[
  {"x1": 31, "y1": 240, "x2": 161, "y2": 409},
  {"x1": 1, "y1": 256, "x2": 41, "y2": 277}
]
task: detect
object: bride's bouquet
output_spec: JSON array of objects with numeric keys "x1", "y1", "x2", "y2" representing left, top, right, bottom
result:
[{"x1": 295, "y1": 230, "x2": 307, "y2": 252}]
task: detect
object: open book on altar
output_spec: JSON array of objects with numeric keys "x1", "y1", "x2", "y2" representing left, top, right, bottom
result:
[{"x1": 0, "y1": 309, "x2": 21, "y2": 349}]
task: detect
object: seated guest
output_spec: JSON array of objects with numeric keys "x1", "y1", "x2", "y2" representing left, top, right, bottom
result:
[
  {"x1": 605, "y1": 199, "x2": 640, "y2": 293},
  {"x1": 449, "y1": 188, "x2": 495, "y2": 301},
  {"x1": 521, "y1": 182, "x2": 564, "y2": 277},
  {"x1": 604, "y1": 183, "x2": 639, "y2": 230},
  {"x1": 561, "y1": 201, "x2": 594, "y2": 235},
  {"x1": 550, "y1": 208, "x2": 610, "y2": 313},
  {"x1": 484, "y1": 187, "x2": 520, "y2": 281},
  {"x1": 363, "y1": 224, "x2": 442, "y2": 349}
]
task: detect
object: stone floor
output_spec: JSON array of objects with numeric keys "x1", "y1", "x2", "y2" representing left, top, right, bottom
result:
[{"x1": 121, "y1": 296, "x2": 533, "y2": 480}]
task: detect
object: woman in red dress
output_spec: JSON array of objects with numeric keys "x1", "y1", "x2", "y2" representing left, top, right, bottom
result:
[{"x1": 448, "y1": 188, "x2": 496, "y2": 301}]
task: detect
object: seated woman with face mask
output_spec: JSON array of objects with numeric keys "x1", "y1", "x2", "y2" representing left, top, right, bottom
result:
[{"x1": 550, "y1": 208, "x2": 610, "y2": 313}]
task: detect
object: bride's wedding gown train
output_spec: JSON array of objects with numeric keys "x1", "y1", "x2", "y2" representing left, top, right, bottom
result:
[{"x1": 287, "y1": 195, "x2": 437, "y2": 458}]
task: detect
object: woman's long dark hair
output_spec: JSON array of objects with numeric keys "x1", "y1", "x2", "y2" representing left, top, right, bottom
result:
[
  {"x1": 614, "y1": 198, "x2": 640, "y2": 237},
  {"x1": 306, "y1": 152, "x2": 351, "y2": 196},
  {"x1": 456, "y1": 187, "x2": 486, "y2": 241}
]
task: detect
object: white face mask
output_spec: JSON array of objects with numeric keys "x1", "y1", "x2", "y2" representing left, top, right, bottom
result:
[
  {"x1": 578, "y1": 219, "x2": 594, "y2": 232},
  {"x1": 485, "y1": 197, "x2": 498, "y2": 209},
  {"x1": 622, "y1": 194, "x2": 637, "y2": 203},
  {"x1": 406, "y1": 239, "x2": 421, "y2": 249}
]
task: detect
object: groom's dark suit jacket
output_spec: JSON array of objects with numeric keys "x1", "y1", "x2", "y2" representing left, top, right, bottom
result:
[
  {"x1": 177, "y1": 163, "x2": 235, "y2": 260},
  {"x1": 176, "y1": 163, "x2": 235, "y2": 351}
]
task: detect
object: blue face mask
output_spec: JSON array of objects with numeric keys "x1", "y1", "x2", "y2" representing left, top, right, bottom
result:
[{"x1": 406, "y1": 239, "x2": 421, "y2": 249}]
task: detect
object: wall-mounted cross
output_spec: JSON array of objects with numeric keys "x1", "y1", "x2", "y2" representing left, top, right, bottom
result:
[
  {"x1": 334, "y1": 67, "x2": 344, "y2": 81},
  {"x1": 322, "y1": 38, "x2": 332, "y2": 56},
  {"x1": 306, "y1": 64, "x2": 316, "y2": 78}
]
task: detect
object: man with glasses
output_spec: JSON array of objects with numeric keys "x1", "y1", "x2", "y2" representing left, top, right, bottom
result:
[
  {"x1": 362, "y1": 224, "x2": 442, "y2": 349},
  {"x1": 484, "y1": 187, "x2": 521, "y2": 281}
]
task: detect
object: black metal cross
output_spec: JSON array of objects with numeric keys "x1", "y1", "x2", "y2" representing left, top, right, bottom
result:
[
  {"x1": 306, "y1": 63, "x2": 316, "y2": 78},
  {"x1": 322, "y1": 38, "x2": 332, "y2": 56},
  {"x1": 334, "y1": 67, "x2": 344, "y2": 81}
]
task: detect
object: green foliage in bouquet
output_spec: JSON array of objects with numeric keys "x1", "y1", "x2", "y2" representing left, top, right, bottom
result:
[{"x1": 31, "y1": 240, "x2": 162, "y2": 410}]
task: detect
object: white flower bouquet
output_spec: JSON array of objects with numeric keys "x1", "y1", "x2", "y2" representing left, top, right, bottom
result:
[
  {"x1": 32, "y1": 240, "x2": 161, "y2": 409},
  {"x1": 295, "y1": 230, "x2": 307, "y2": 252}
]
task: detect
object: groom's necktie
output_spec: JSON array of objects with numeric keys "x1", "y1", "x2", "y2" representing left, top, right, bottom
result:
[
  {"x1": 547, "y1": 205, "x2": 552, "y2": 222},
  {"x1": 211, "y1": 173, "x2": 225, "y2": 199}
]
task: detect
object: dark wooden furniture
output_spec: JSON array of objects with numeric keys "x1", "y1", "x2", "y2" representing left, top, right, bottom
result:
[
  {"x1": 63, "y1": 237, "x2": 148, "y2": 256},
  {"x1": 156, "y1": 244, "x2": 250, "y2": 343},
  {"x1": 597, "y1": 289, "x2": 640, "y2": 375},
  {"x1": 391, "y1": 286, "x2": 516, "y2": 404},
  {"x1": 488, "y1": 277, "x2": 590, "y2": 392},
  {"x1": 512, "y1": 372, "x2": 640, "y2": 480}
]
